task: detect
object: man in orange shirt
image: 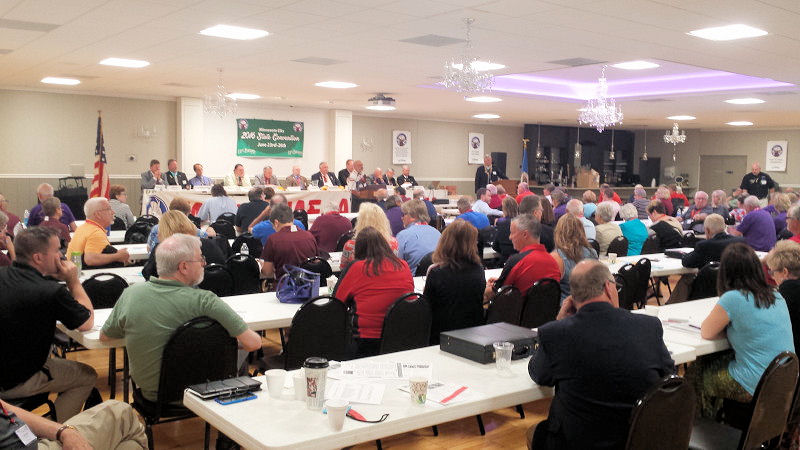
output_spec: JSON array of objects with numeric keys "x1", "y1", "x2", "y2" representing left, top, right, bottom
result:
[{"x1": 66, "y1": 198, "x2": 130, "y2": 268}]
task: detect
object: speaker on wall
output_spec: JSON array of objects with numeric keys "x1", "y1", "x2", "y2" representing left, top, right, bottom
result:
[{"x1": 491, "y1": 152, "x2": 507, "y2": 175}]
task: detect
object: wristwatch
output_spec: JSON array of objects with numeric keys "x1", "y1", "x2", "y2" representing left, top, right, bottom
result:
[{"x1": 56, "y1": 424, "x2": 77, "y2": 443}]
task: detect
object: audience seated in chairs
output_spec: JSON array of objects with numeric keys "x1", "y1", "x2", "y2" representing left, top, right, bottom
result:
[
  {"x1": 527, "y1": 260, "x2": 674, "y2": 450},
  {"x1": 196, "y1": 184, "x2": 238, "y2": 225},
  {"x1": 618, "y1": 203, "x2": 648, "y2": 256},
  {"x1": 142, "y1": 211, "x2": 226, "y2": 280},
  {"x1": 234, "y1": 187, "x2": 270, "y2": 234},
  {"x1": 333, "y1": 227, "x2": 414, "y2": 358},
  {"x1": 259, "y1": 204, "x2": 318, "y2": 280},
  {"x1": 0, "y1": 211, "x2": 15, "y2": 267},
  {"x1": 397, "y1": 199, "x2": 441, "y2": 275},
  {"x1": 250, "y1": 193, "x2": 305, "y2": 245},
  {"x1": 413, "y1": 187, "x2": 439, "y2": 224},
  {"x1": 66, "y1": 197, "x2": 130, "y2": 268},
  {"x1": 384, "y1": 194, "x2": 405, "y2": 236},
  {"x1": 340, "y1": 202, "x2": 398, "y2": 271},
  {"x1": 647, "y1": 200, "x2": 683, "y2": 251},
  {"x1": 593, "y1": 201, "x2": 623, "y2": 256},
  {"x1": 484, "y1": 214, "x2": 560, "y2": 301},
  {"x1": 0, "y1": 226, "x2": 97, "y2": 421},
  {"x1": 109, "y1": 184, "x2": 136, "y2": 229},
  {"x1": 423, "y1": 220, "x2": 486, "y2": 344},
  {"x1": 565, "y1": 198, "x2": 595, "y2": 240},
  {"x1": 687, "y1": 242, "x2": 794, "y2": 419},
  {"x1": 455, "y1": 196, "x2": 489, "y2": 230},
  {"x1": 519, "y1": 195, "x2": 555, "y2": 252},
  {"x1": 550, "y1": 214, "x2": 597, "y2": 302},
  {"x1": 492, "y1": 196, "x2": 518, "y2": 264},
  {"x1": 100, "y1": 233, "x2": 262, "y2": 403},
  {"x1": 147, "y1": 197, "x2": 214, "y2": 251},
  {"x1": 309, "y1": 199, "x2": 353, "y2": 253},
  {"x1": 728, "y1": 195, "x2": 778, "y2": 252},
  {"x1": 765, "y1": 240, "x2": 800, "y2": 352},
  {"x1": 27, "y1": 183, "x2": 77, "y2": 231}
]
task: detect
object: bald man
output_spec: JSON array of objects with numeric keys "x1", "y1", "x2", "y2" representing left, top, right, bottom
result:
[
  {"x1": 740, "y1": 162, "x2": 774, "y2": 204},
  {"x1": 28, "y1": 183, "x2": 77, "y2": 231}
]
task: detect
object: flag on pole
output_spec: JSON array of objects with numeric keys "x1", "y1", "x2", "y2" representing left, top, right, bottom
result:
[
  {"x1": 520, "y1": 138, "x2": 530, "y2": 183},
  {"x1": 90, "y1": 112, "x2": 109, "y2": 198}
]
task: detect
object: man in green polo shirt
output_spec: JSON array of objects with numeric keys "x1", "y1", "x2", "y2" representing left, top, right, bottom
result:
[{"x1": 100, "y1": 234, "x2": 262, "y2": 401}]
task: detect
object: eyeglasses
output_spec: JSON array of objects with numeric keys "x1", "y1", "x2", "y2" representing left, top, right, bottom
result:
[{"x1": 185, "y1": 256, "x2": 206, "y2": 265}]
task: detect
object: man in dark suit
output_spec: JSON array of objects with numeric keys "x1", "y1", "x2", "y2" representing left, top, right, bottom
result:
[
  {"x1": 396, "y1": 165, "x2": 418, "y2": 186},
  {"x1": 164, "y1": 159, "x2": 190, "y2": 189},
  {"x1": 337, "y1": 159, "x2": 354, "y2": 187},
  {"x1": 682, "y1": 214, "x2": 747, "y2": 269},
  {"x1": 474, "y1": 154, "x2": 507, "y2": 193},
  {"x1": 310, "y1": 161, "x2": 340, "y2": 188},
  {"x1": 140, "y1": 159, "x2": 167, "y2": 190},
  {"x1": 383, "y1": 168, "x2": 398, "y2": 186},
  {"x1": 528, "y1": 260, "x2": 674, "y2": 450}
]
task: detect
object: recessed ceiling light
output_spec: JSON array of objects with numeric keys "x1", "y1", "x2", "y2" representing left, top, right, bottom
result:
[
  {"x1": 314, "y1": 81, "x2": 358, "y2": 89},
  {"x1": 611, "y1": 60, "x2": 660, "y2": 70},
  {"x1": 465, "y1": 96, "x2": 502, "y2": 103},
  {"x1": 724, "y1": 97, "x2": 765, "y2": 104},
  {"x1": 451, "y1": 60, "x2": 505, "y2": 71},
  {"x1": 226, "y1": 93, "x2": 260, "y2": 100},
  {"x1": 726, "y1": 121, "x2": 753, "y2": 126},
  {"x1": 99, "y1": 57, "x2": 150, "y2": 68},
  {"x1": 473, "y1": 113, "x2": 500, "y2": 119},
  {"x1": 41, "y1": 77, "x2": 80, "y2": 85},
  {"x1": 199, "y1": 24, "x2": 269, "y2": 40},
  {"x1": 688, "y1": 24, "x2": 767, "y2": 41},
  {"x1": 667, "y1": 115, "x2": 696, "y2": 120}
]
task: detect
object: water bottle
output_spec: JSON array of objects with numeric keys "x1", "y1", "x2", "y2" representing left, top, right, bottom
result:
[
  {"x1": 240, "y1": 242, "x2": 249, "y2": 255},
  {"x1": 23, "y1": 209, "x2": 29, "y2": 226}
]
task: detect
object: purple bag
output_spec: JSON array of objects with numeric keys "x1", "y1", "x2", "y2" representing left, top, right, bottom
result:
[{"x1": 276, "y1": 265, "x2": 320, "y2": 303}]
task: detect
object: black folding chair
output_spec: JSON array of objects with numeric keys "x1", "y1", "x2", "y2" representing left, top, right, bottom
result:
[
  {"x1": 225, "y1": 254, "x2": 262, "y2": 295},
  {"x1": 124, "y1": 221, "x2": 152, "y2": 244},
  {"x1": 210, "y1": 220, "x2": 236, "y2": 240},
  {"x1": 485, "y1": 285, "x2": 524, "y2": 326},
  {"x1": 682, "y1": 231, "x2": 700, "y2": 249},
  {"x1": 379, "y1": 293, "x2": 431, "y2": 354},
  {"x1": 640, "y1": 235, "x2": 660, "y2": 255},
  {"x1": 334, "y1": 230, "x2": 354, "y2": 252},
  {"x1": 588, "y1": 239, "x2": 601, "y2": 256},
  {"x1": 198, "y1": 263, "x2": 234, "y2": 297},
  {"x1": 607, "y1": 235, "x2": 629, "y2": 257},
  {"x1": 690, "y1": 351, "x2": 799, "y2": 450},
  {"x1": 626, "y1": 375, "x2": 695, "y2": 450},
  {"x1": 300, "y1": 256, "x2": 333, "y2": 287},
  {"x1": 137, "y1": 214, "x2": 159, "y2": 226},
  {"x1": 131, "y1": 317, "x2": 238, "y2": 450},
  {"x1": 687, "y1": 262, "x2": 720, "y2": 301},
  {"x1": 209, "y1": 235, "x2": 232, "y2": 258},
  {"x1": 616, "y1": 264, "x2": 639, "y2": 310},
  {"x1": 111, "y1": 216, "x2": 127, "y2": 231},
  {"x1": 217, "y1": 212, "x2": 236, "y2": 225},
  {"x1": 634, "y1": 258, "x2": 652, "y2": 308},
  {"x1": 520, "y1": 278, "x2": 561, "y2": 329},
  {"x1": 414, "y1": 252, "x2": 434, "y2": 277},
  {"x1": 231, "y1": 233, "x2": 262, "y2": 258},
  {"x1": 293, "y1": 209, "x2": 308, "y2": 230}
]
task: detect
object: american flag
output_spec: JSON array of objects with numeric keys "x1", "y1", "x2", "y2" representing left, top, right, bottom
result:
[{"x1": 90, "y1": 113, "x2": 109, "y2": 198}]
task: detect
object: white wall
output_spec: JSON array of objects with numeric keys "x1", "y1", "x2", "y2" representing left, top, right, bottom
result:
[
  {"x1": 633, "y1": 127, "x2": 800, "y2": 188},
  {"x1": 191, "y1": 104, "x2": 331, "y2": 179},
  {"x1": 0, "y1": 89, "x2": 175, "y2": 176},
  {"x1": 351, "y1": 115, "x2": 524, "y2": 192}
]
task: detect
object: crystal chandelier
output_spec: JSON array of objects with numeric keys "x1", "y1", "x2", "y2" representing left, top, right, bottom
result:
[
  {"x1": 579, "y1": 66, "x2": 623, "y2": 133},
  {"x1": 442, "y1": 18, "x2": 494, "y2": 95},
  {"x1": 663, "y1": 123, "x2": 687, "y2": 162},
  {"x1": 204, "y1": 67, "x2": 237, "y2": 118}
]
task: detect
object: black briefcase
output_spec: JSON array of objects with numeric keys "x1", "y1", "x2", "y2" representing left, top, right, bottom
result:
[{"x1": 439, "y1": 322, "x2": 538, "y2": 364}]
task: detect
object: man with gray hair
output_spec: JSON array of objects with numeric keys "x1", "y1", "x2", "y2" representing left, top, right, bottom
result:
[
  {"x1": 255, "y1": 165, "x2": 278, "y2": 186},
  {"x1": 516, "y1": 181, "x2": 533, "y2": 204},
  {"x1": 260, "y1": 204, "x2": 317, "y2": 279},
  {"x1": 286, "y1": 165, "x2": 309, "y2": 189},
  {"x1": 729, "y1": 195, "x2": 777, "y2": 251},
  {"x1": 397, "y1": 199, "x2": 440, "y2": 273},
  {"x1": 566, "y1": 199, "x2": 595, "y2": 240},
  {"x1": 528, "y1": 260, "x2": 673, "y2": 450},
  {"x1": 311, "y1": 161, "x2": 339, "y2": 188},
  {"x1": 383, "y1": 168, "x2": 397, "y2": 186},
  {"x1": 374, "y1": 188, "x2": 388, "y2": 210},
  {"x1": 682, "y1": 213, "x2": 747, "y2": 269},
  {"x1": 551, "y1": 189, "x2": 569, "y2": 223},
  {"x1": 787, "y1": 205, "x2": 800, "y2": 244},
  {"x1": 678, "y1": 190, "x2": 713, "y2": 232},
  {"x1": 456, "y1": 195, "x2": 489, "y2": 230},
  {"x1": 594, "y1": 201, "x2": 623, "y2": 256},
  {"x1": 631, "y1": 188, "x2": 650, "y2": 220},
  {"x1": 309, "y1": 199, "x2": 352, "y2": 252},
  {"x1": 66, "y1": 197, "x2": 130, "y2": 267},
  {"x1": 27, "y1": 183, "x2": 77, "y2": 231},
  {"x1": 101, "y1": 234, "x2": 262, "y2": 402},
  {"x1": 485, "y1": 214, "x2": 560, "y2": 299}
]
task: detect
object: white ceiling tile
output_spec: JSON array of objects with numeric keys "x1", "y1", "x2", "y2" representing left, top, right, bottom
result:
[
  {"x1": 4, "y1": 0, "x2": 106, "y2": 25},
  {"x1": 378, "y1": 0, "x2": 463, "y2": 18},
  {"x1": 282, "y1": 0, "x2": 365, "y2": 18},
  {"x1": 0, "y1": 27, "x2": 44, "y2": 47},
  {"x1": 473, "y1": 0, "x2": 562, "y2": 16}
]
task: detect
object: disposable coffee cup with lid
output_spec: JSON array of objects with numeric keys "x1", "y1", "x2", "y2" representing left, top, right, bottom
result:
[{"x1": 303, "y1": 357, "x2": 330, "y2": 410}]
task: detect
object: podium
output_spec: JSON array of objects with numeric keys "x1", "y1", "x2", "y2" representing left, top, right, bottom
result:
[{"x1": 494, "y1": 179, "x2": 519, "y2": 195}]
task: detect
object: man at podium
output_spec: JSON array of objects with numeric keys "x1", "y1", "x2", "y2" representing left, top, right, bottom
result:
[{"x1": 474, "y1": 155, "x2": 507, "y2": 193}]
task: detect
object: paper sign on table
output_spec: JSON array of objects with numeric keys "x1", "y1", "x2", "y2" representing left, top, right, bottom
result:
[
  {"x1": 334, "y1": 361, "x2": 432, "y2": 380},
  {"x1": 324, "y1": 379, "x2": 385, "y2": 405}
]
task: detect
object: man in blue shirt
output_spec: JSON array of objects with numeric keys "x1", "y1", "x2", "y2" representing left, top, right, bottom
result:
[
  {"x1": 455, "y1": 196, "x2": 489, "y2": 230},
  {"x1": 412, "y1": 187, "x2": 438, "y2": 223},
  {"x1": 397, "y1": 199, "x2": 441, "y2": 274},
  {"x1": 188, "y1": 163, "x2": 212, "y2": 187},
  {"x1": 251, "y1": 194, "x2": 305, "y2": 244}
]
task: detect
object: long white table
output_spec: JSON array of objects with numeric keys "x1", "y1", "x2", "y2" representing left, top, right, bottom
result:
[
  {"x1": 652, "y1": 297, "x2": 731, "y2": 357},
  {"x1": 326, "y1": 248, "x2": 499, "y2": 273},
  {"x1": 183, "y1": 345, "x2": 551, "y2": 450}
]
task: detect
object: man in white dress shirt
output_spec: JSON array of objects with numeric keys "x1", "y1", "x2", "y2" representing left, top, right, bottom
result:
[{"x1": 223, "y1": 164, "x2": 252, "y2": 188}]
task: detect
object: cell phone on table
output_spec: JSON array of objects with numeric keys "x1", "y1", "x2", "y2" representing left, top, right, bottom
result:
[{"x1": 214, "y1": 392, "x2": 256, "y2": 405}]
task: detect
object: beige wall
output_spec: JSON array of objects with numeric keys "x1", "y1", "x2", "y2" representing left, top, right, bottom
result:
[
  {"x1": 633, "y1": 128, "x2": 800, "y2": 189},
  {"x1": 0, "y1": 177, "x2": 143, "y2": 218},
  {"x1": 352, "y1": 115, "x2": 524, "y2": 194}
]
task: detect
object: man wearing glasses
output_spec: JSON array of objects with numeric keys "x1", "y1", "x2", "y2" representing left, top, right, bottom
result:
[
  {"x1": 527, "y1": 260, "x2": 674, "y2": 450},
  {"x1": 100, "y1": 234, "x2": 262, "y2": 403},
  {"x1": 66, "y1": 198, "x2": 130, "y2": 268}
]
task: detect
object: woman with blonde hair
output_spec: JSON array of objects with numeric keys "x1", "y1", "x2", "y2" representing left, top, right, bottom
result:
[
  {"x1": 340, "y1": 202, "x2": 398, "y2": 271},
  {"x1": 424, "y1": 220, "x2": 486, "y2": 343},
  {"x1": 654, "y1": 186, "x2": 674, "y2": 216},
  {"x1": 765, "y1": 240, "x2": 800, "y2": 351},
  {"x1": 550, "y1": 214, "x2": 597, "y2": 301},
  {"x1": 143, "y1": 210, "x2": 225, "y2": 278}
]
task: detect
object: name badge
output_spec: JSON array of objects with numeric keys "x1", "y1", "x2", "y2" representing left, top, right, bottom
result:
[
  {"x1": 15, "y1": 424, "x2": 37, "y2": 446},
  {"x1": 492, "y1": 171, "x2": 497, "y2": 175},
  {"x1": 761, "y1": 179, "x2": 767, "y2": 185}
]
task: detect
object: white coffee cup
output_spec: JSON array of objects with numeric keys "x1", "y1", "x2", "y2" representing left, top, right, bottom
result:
[
  {"x1": 608, "y1": 253, "x2": 617, "y2": 264},
  {"x1": 265, "y1": 369, "x2": 287, "y2": 399},
  {"x1": 293, "y1": 371, "x2": 306, "y2": 401},
  {"x1": 325, "y1": 399, "x2": 349, "y2": 431}
]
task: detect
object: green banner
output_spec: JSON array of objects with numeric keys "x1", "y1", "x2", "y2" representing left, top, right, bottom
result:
[{"x1": 236, "y1": 118, "x2": 304, "y2": 157}]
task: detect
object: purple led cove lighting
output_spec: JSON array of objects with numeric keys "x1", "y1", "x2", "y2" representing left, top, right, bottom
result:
[{"x1": 489, "y1": 69, "x2": 793, "y2": 100}]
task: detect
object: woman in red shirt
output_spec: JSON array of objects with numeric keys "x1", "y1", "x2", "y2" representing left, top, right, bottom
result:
[{"x1": 333, "y1": 226, "x2": 414, "y2": 358}]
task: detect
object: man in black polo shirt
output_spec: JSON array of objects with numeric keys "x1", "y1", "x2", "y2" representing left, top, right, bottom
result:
[
  {"x1": 0, "y1": 227, "x2": 97, "y2": 421},
  {"x1": 740, "y1": 162, "x2": 775, "y2": 204},
  {"x1": 235, "y1": 187, "x2": 272, "y2": 234}
]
